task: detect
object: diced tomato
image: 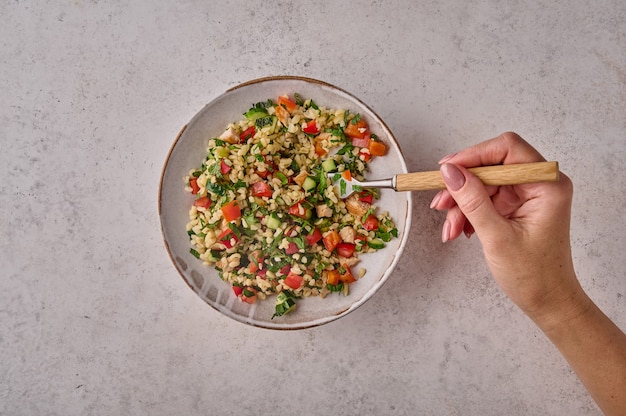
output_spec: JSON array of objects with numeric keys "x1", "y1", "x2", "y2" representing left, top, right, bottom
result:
[
  {"x1": 257, "y1": 168, "x2": 271, "y2": 178},
  {"x1": 354, "y1": 233, "x2": 368, "y2": 245},
  {"x1": 305, "y1": 227, "x2": 323, "y2": 246},
  {"x1": 248, "y1": 250, "x2": 264, "y2": 273},
  {"x1": 251, "y1": 181, "x2": 273, "y2": 198},
  {"x1": 284, "y1": 272, "x2": 303, "y2": 290},
  {"x1": 288, "y1": 201, "x2": 310, "y2": 219},
  {"x1": 277, "y1": 95, "x2": 297, "y2": 112},
  {"x1": 242, "y1": 295, "x2": 257, "y2": 304},
  {"x1": 344, "y1": 119, "x2": 368, "y2": 139},
  {"x1": 189, "y1": 177, "x2": 200, "y2": 194},
  {"x1": 256, "y1": 156, "x2": 275, "y2": 178},
  {"x1": 239, "y1": 126, "x2": 256, "y2": 142},
  {"x1": 314, "y1": 141, "x2": 327, "y2": 157},
  {"x1": 323, "y1": 230, "x2": 341, "y2": 252},
  {"x1": 241, "y1": 287, "x2": 257, "y2": 304},
  {"x1": 221, "y1": 201, "x2": 241, "y2": 221},
  {"x1": 358, "y1": 149, "x2": 372, "y2": 162},
  {"x1": 363, "y1": 214, "x2": 379, "y2": 231},
  {"x1": 303, "y1": 119, "x2": 319, "y2": 135},
  {"x1": 285, "y1": 241, "x2": 299, "y2": 255},
  {"x1": 232, "y1": 286, "x2": 243, "y2": 296},
  {"x1": 220, "y1": 159, "x2": 231, "y2": 175},
  {"x1": 326, "y1": 270, "x2": 340, "y2": 286},
  {"x1": 279, "y1": 264, "x2": 291, "y2": 275},
  {"x1": 358, "y1": 191, "x2": 374, "y2": 204},
  {"x1": 368, "y1": 139, "x2": 387, "y2": 157},
  {"x1": 339, "y1": 265, "x2": 356, "y2": 284},
  {"x1": 193, "y1": 196, "x2": 212, "y2": 209},
  {"x1": 256, "y1": 269, "x2": 268, "y2": 279},
  {"x1": 351, "y1": 133, "x2": 371, "y2": 149},
  {"x1": 336, "y1": 242, "x2": 356, "y2": 257},
  {"x1": 218, "y1": 228, "x2": 239, "y2": 249}
]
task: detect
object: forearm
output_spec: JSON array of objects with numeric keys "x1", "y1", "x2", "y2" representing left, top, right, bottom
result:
[{"x1": 533, "y1": 291, "x2": 626, "y2": 415}]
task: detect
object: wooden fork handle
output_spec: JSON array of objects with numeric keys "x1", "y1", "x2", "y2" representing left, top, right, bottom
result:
[{"x1": 395, "y1": 161, "x2": 560, "y2": 192}]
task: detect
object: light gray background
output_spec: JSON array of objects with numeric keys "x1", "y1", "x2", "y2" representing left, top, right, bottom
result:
[{"x1": 1, "y1": 1, "x2": 624, "y2": 415}]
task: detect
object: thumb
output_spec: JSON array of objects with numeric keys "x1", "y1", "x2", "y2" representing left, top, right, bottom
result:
[{"x1": 440, "y1": 163, "x2": 506, "y2": 238}]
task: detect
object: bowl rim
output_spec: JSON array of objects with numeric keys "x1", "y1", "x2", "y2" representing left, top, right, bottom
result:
[{"x1": 158, "y1": 75, "x2": 412, "y2": 329}]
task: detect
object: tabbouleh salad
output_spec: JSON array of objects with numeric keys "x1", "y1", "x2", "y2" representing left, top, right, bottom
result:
[{"x1": 184, "y1": 94, "x2": 397, "y2": 318}]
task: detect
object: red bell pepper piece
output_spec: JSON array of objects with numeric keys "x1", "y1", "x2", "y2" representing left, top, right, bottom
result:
[
  {"x1": 251, "y1": 181, "x2": 273, "y2": 198},
  {"x1": 193, "y1": 196, "x2": 212, "y2": 209},
  {"x1": 303, "y1": 120, "x2": 319, "y2": 135}
]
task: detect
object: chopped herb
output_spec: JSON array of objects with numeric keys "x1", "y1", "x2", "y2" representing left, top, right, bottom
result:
[
  {"x1": 326, "y1": 282, "x2": 344, "y2": 292},
  {"x1": 336, "y1": 143, "x2": 354, "y2": 155},
  {"x1": 326, "y1": 127, "x2": 346, "y2": 140},
  {"x1": 206, "y1": 182, "x2": 226, "y2": 196},
  {"x1": 249, "y1": 99, "x2": 274, "y2": 110},
  {"x1": 272, "y1": 291, "x2": 297, "y2": 318},
  {"x1": 255, "y1": 115, "x2": 274, "y2": 128},
  {"x1": 351, "y1": 113, "x2": 361, "y2": 124},
  {"x1": 190, "y1": 248, "x2": 200, "y2": 259},
  {"x1": 287, "y1": 236, "x2": 305, "y2": 250},
  {"x1": 207, "y1": 162, "x2": 221, "y2": 177},
  {"x1": 275, "y1": 171, "x2": 288, "y2": 185},
  {"x1": 362, "y1": 208, "x2": 375, "y2": 223}
]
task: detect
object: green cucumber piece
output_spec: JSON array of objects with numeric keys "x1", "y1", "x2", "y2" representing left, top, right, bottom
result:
[
  {"x1": 321, "y1": 159, "x2": 337, "y2": 173},
  {"x1": 367, "y1": 238, "x2": 385, "y2": 250},
  {"x1": 244, "y1": 107, "x2": 269, "y2": 121},
  {"x1": 267, "y1": 213, "x2": 281, "y2": 230},
  {"x1": 302, "y1": 176, "x2": 317, "y2": 191}
]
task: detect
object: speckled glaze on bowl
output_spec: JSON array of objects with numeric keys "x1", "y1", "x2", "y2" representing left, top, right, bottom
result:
[{"x1": 159, "y1": 76, "x2": 412, "y2": 329}]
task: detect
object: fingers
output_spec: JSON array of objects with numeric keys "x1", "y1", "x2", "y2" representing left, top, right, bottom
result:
[
  {"x1": 490, "y1": 186, "x2": 523, "y2": 218},
  {"x1": 439, "y1": 132, "x2": 546, "y2": 168},
  {"x1": 430, "y1": 185, "x2": 500, "y2": 211},
  {"x1": 432, "y1": 184, "x2": 524, "y2": 242},
  {"x1": 439, "y1": 163, "x2": 508, "y2": 241},
  {"x1": 442, "y1": 205, "x2": 468, "y2": 242},
  {"x1": 432, "y1": 132, "x2": 555, "y2": 243}
]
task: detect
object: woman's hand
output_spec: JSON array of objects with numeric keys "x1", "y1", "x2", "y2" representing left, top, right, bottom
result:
[
  {"x1": 431, "y1": 132, "x2": 626, "y2": 415},
  {"x1": 430, "y1": 132, "x2": 582, "y2": 322}
]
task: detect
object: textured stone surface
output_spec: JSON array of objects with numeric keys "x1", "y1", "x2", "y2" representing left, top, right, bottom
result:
[{"x1": 1, "y1": 1, "x2": 624, "y2": 415}]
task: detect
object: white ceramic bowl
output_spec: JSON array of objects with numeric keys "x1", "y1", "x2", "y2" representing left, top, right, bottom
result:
[{"x1": 159, "y1": 76, "x2": 412, "y2": 329}]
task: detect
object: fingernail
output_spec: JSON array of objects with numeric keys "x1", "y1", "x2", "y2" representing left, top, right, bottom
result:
[
  {"x1": 438, "y1": 152, "x2": 457, "y2": 164},
  {"x1": 429, "y1": 190, "x2": 443, "y2": 209},
  {"x1": 442, "y1": 219, "x2": 451, "y2": 243},
  {"x1": 441, "y1": 163, "x2": 466, "y2": 191}
]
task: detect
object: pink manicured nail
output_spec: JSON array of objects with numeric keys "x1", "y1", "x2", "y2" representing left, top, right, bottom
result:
[
  {"x1": 438, "y1": 152, "x2": 457, "y2": 164},
  {"x1": 429, "y1": 190, "x2": 443, "y2": 209},
  {"x1": 442, "y1": 219, "x2": 451, "y2": 243},
  {"x1": 441, "y1": 163, "x2": 466, "y2": 191}
]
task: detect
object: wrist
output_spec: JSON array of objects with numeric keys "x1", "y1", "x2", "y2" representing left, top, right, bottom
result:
[{"x1": 524, "y1": 281, "x2": 593, "y2": 335}]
